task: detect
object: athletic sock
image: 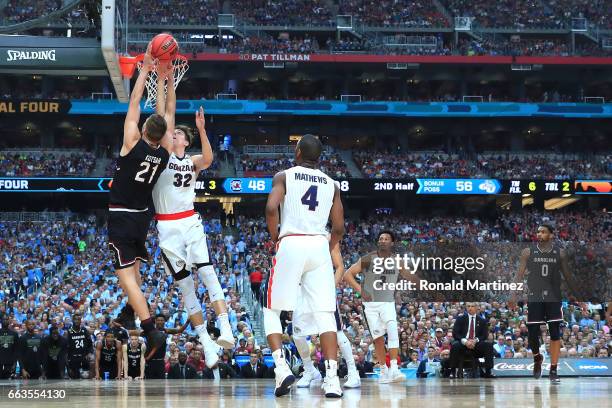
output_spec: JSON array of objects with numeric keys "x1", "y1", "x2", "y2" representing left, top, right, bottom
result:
[
  {"x1": 390, "y1": 359, "x2": 398, "y2": 370},
  {"x1": 325, "y1": 360, "x2": 338, "y2": 379},
  {"x1": 217, "y1": 313, "x2": 232, "y2": 335},
  {"x1": 195, "y1": 324, "x2": 213, "y2": 344},
  {"x1": 272, "y1": 349, "x2": 286, "y2": 368}
]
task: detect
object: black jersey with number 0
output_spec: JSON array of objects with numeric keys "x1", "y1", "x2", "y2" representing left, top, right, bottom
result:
[
  {"x1": 526, "y1": 244, "x2": 562, "y2": 302},
  {"x1": 109, "y1": 139, "x2": 169, "y2": 209},
  {"x1": 67, "y1": 328, "x2": 92, "y2": 357}
]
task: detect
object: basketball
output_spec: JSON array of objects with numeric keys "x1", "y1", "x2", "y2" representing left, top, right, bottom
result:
[{"x1": 150, "y1": 33, "x2": 178, "y2": 60}]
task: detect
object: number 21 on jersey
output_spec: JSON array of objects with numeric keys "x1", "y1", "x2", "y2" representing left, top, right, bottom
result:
[{"x1": 134, "y1": 161, "x2": 159, "y2": 184}]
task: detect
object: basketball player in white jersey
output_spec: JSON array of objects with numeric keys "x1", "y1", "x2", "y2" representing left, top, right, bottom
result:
[
  {"x1": 150, "y1": 66, "x2": 234, "y2": 367},
  {"x1": 294, "y1": 235, "x2": 361, "y2": 389},
  {"x1": 264, "y1": 134, "x2": 345, "y2": 398},
  {"x1": 344, "y1": 231, "x2": 411, "y2": 383}
]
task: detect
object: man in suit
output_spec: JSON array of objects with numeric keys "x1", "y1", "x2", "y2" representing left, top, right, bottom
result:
[
  {"x1": 450, "y1": 302, "x2": 494, "y2": 378},
  {"x1": 168, "y1": 352, "x2": 199, "y2": 379},
  {"x1": 240, "y1": 352, "x2": 268, "y2": 378},
  {"x1": 417, "y1": 346, "x2": 440, "y2": 378}
]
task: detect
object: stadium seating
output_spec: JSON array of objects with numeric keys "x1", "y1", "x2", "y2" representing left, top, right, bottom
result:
[
  {"x1": 353, "y1": 151, "x2": 612, "y2": 179},
  {"x1": 0, "y1": 150, "x2": 96, "y2": 177}
]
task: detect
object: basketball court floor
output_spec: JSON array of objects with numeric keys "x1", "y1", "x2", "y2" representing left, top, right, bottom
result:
[{"x1": 0, "y1": 378, "x2": 609, "y2": 407}]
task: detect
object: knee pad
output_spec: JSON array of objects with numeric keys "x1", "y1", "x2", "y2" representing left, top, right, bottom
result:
[
  {"x1": 263, "y1": 308, "x2": 283, "y2": 336},
  {"x1": 548, "y1": 321, "x2": 561, "y2": 341},
  {"x1": 386, "y1": 320, "x2": 399, "y2": 349},
  {"x1": 196, "y1": 264, "x2": 224, "y2": 302},
  {"x1": 176, "y1": 274, "x2": 202, "y2": 316},
  {"x1": 527, "y1": 323, "x2": 541, "y2": 353}
]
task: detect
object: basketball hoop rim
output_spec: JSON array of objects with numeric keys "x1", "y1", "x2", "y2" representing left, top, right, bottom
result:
[{"x1": 119, "y1": 53, "x2": 188, "y2": 79}]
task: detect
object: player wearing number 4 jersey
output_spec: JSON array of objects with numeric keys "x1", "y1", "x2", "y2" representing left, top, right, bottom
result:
[
  {"x1": 264, "y1": 134, "x2": 345, "y2": 398},
  {"x1": 108, "y1": 43, "x2": 170, "y2": 358},
  {"x1": 150, "y1": 62, "x2": 234, "y2": 365}
]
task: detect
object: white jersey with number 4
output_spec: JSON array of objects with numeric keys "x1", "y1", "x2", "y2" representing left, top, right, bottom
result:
[
  {"x1": 279, "y1": 165, "x2": 335, "y2": 238},
  {"x1": 152, "y1": 153, "x2": 196, "y2": 215}
]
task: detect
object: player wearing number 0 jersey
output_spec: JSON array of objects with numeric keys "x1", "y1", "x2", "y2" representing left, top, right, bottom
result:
[
  {"x1": 151, "y1": 63, "x2": 234, "y2": 364},
  {"x1": 264, "y1": 134, "x2": 345, "y2": 399},
  {"x1": 107, "y1": 43, "x2": 169, "y2": 359},
  {"x1": 512, "y1": 224, "x2": 579, "y2": 384}
]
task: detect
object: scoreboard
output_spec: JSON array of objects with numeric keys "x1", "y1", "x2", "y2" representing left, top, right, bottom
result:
[
  {"x1": 0, "y1": 177, "x2": 610, "y2": 195},
  {"x1": 195, "y1": 178, "x2": 611, "y2": 195}
]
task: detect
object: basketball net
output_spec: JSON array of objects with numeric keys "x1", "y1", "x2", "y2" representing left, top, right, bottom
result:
[{"x1": 120, "y1": 54, "x2": 189, "y2": 109}]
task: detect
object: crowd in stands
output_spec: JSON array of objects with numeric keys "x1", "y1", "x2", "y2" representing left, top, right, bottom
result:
[
  {"x1": 5, "y1": 0, "x2": 611, "y2": 33},
  {"x1": 222, "y1": 35, "x2": 320, "y2": 55},
  {"x1": 0, "y1": 151, "x2": 96, "y2": 177},
  {"x1": 2, "y1": 0, "x2": 62, "y2": 24},
  {"x1": 239, "y1": 152, "x2": 350, "y2": 178},
  {"x1": 353, "y1": 151, "x2": 612, "y2": 179},
  {"x1": 338, "y1": 0, "x2": 449, "y2": 28},
  {"x1": 0, "y1": 207, "x2": 609, "y2": 380},
  {"x1": 476, "y1": 154, "x2": 612, "y2": 180},
  {"x1": 127, "y1": 0, "x2": 218, "y2": 25},
  {"x1": 231, "y1": 0, "x2": 334, "y2": 26}
]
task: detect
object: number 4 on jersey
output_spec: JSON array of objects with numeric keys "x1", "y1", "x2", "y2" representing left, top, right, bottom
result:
[{"x1": 301, "y1": 185, "x2": 319, "y2": 211}]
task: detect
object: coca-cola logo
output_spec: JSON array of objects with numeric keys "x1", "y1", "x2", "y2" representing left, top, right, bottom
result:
[{"x1": 494, "y1": 362, "x2": 553, "y2": 371}]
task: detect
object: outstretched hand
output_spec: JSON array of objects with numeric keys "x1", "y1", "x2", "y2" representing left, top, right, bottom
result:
[
  {"x1": 195, "y1": 106, "x2": 206, "y2": 131},
  {"x1": 142, "y1": 42, "x2": 156, "y2": 72}
]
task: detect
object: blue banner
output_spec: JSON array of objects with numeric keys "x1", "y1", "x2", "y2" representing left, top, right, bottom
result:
[{"x1": 416, "y1": 179, "x2": 501, "y2": 195}]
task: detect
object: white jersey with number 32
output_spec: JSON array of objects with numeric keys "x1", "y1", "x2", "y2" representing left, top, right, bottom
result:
[
  {"x1": 152, "y1": 153, "x2": 196, "y2": 214},
  {"x1": 279, "y1": 165, "x2": 335, "y2": 238}
]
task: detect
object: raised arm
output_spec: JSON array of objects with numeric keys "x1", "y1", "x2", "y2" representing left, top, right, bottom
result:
[
  {"x1": 122, "y1": 44, "x2": 155, "y2": 156},
  {"x1": 156, "y1": 61, "x2": 175, "y2": 153},
  {"x1": 191, "y1": 107, "x2": 214, "y2": 173},
  {"x1": 265, "y1": 172, "x2": 286, "y2": 243}
]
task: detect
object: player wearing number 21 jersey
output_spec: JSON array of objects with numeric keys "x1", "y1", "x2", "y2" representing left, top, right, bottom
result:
[{"x1": 107, "y1": 44, "x2": 169, "y2": 359}]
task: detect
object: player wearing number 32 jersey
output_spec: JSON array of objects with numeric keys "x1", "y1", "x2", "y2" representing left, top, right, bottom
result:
[
  {"x1": 151, "y1": 63, "x2": 234, "y2": 364},
  {"x1": 263, "y1": 134, "x2": 345, "y2": 399}
]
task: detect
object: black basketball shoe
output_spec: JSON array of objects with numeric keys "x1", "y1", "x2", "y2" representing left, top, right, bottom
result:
[{"x1": 533, "y1": 354, "x2": 543, "y2": 379}]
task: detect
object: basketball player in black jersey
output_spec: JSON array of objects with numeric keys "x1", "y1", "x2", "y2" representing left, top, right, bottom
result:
[
  {"x1": 512, "y1": 224, "x2": 578, "y2": 384},
  {"x1": 123, "y1": 335, "x2": 146, "y2": 380},
  {"x1": 108, "y1": 42, "x2": 171, "y2": 357},
  {"x1": 66, "y1": 313, "x2": 93, "y2": 379},
  {"x1": 94, "y1": 331, "x2": 122, "y2": 380}
]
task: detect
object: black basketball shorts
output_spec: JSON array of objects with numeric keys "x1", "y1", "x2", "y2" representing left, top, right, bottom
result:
[
  {"x1": 527, "y1": 301, "x2": 563, "y2": 324},
  {"x1": 108, "y1": 210, "x2": 151, "y2": 270}
]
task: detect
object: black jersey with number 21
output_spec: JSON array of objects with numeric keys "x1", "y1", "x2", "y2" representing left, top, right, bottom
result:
[{"x1": 109, "y1": 139, "x2": 170, "y2": 210}]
